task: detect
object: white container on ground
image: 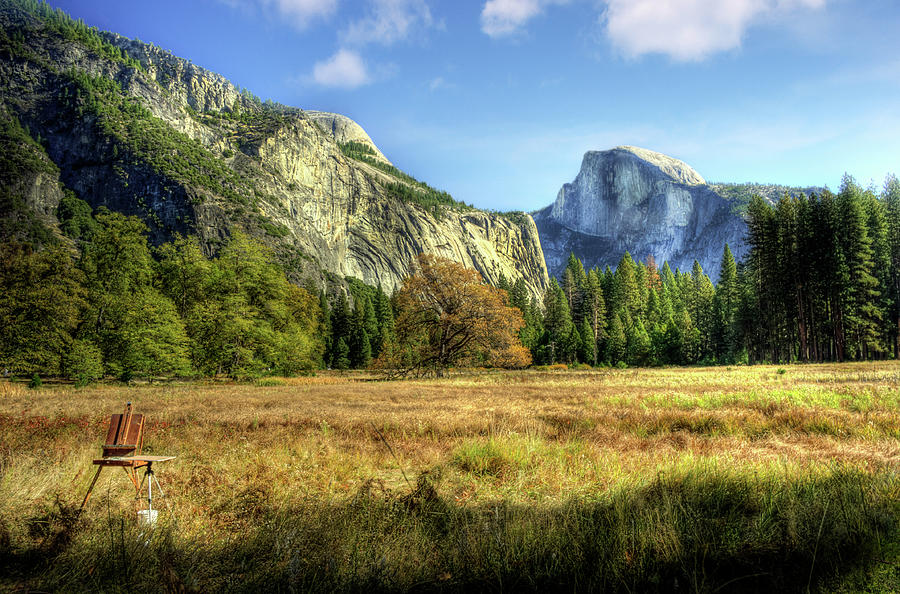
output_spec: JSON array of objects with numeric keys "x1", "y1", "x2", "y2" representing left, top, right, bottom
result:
[{"x1": 137, "y1": 509, "x2": 158, "y2": 526}]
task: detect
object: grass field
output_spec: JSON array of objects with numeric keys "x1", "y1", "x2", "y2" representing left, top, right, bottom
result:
[{"x1": 1, "y1": 363, "x2": 898, "y2": 592}]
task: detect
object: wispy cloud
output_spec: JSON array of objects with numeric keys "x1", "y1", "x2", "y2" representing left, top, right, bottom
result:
[
  {"x1": 428, "y1": 76, "x2": 454, "y2": 91},
  {"x1": 480, "y1": 0, "x2": 569, "y2": 37},
  {"x1": 342, "y1": 0, "x2": 435, "y2": 46},
  {"x1": 602, "y1": 0, "x2": 826, "y2": 61},
  {"x1": 259, "y1": 0, "x2": 338, "y2": 29},
  {"x1": 311, "y1": 49, "x2": 371, "y2": 88}
]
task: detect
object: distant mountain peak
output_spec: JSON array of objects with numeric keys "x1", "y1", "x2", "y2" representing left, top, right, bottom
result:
[
  {"x1": 533, "y1": 146, "x2": 744, "y2": 280},
  {"x1": 605, "y1": 146, "x2": 706, "y2": 186}
]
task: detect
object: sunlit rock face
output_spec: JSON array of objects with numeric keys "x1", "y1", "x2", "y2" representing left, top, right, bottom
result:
[
  {"x1": 533, "y1": 146, "x2": 746, "y2": 280},
  {"x1": 0, "y1": 4, "x2": 549, "y2": 300},
  {"x1": 304, "y1": 110, "x2": 393, "y2": 166}
]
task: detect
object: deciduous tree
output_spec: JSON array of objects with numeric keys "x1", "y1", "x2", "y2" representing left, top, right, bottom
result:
[{"x1": 375, "y1": 254, "x2": 530, "y2": 377}]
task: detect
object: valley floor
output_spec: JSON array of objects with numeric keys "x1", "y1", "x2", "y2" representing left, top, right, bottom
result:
[{"x1": 1, "y1": 363, "x2": 898, "y2": 592}]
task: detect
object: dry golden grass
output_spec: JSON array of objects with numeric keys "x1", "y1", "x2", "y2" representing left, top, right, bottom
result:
[
  {"x1": 1, "y1": 362, "x2": 898, "y2": 592},
  {"x1": 2, "y1": 362, "x2": 897, "y2": 506}
]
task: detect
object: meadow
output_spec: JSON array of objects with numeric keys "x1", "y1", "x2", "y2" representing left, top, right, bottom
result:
[{"x1": 1, "y1": 363, "x2": 898, "y2": 592}]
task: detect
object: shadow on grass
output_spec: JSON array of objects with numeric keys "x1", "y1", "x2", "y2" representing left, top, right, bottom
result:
[{"x1": 2, "y1": 467, "x2": 897, "y2": 593}]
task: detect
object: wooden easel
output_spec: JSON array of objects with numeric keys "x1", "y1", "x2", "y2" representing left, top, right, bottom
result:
[{"x1": 80, "y1": 402, "x2": 175, "y2": 511}]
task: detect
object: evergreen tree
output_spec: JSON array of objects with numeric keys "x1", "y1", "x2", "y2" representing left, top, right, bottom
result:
[
  {"x1": 625, "y1": 318, "x2": 651, "y2": 366},
  {"x1": 578, "y1": 317, "x2": 595, "y2": 365},
  {"x1": 582, "y1": 269, "x2": 606, "y2": 366},
  {"x1": 373, "y1": 287, "x2": 394, "y2": 357},
  {"x1": 678, "y1": 309, "x2": 701, "y2": 364},
  {"x1": 320, "y1": 291, "x2": 333, "y2": 362},
  {"x1": 363, "y1": 296, "x2": 378, "y2": 347},
  {"x1": 562, "y1": 253, "x2": 587, "y2": 319},
  {"x1": 541, "y1": 279, "x2": 574, "y2": 364},
  {"x1": 328, "y1": 292, "x2": 351, "y2": 366},
  {"x1": 509, "y1": 278, "x2": 530, "y2": 312},
  {"x1": 333, "y1": 337, "x2": 350, "y2": 370},
  {"x1": 605, "y1": 313, "x2": 626, "y2": 365},
  {"x1": 865, "y1": 189, "x2": 891, "y2": 357},
  {"x1": 615, "y1": 252, "x2": 641, "y2": 323},
  {"x1": 349, "y1": 298, "x2": 373, "y2": 368},
  {"x1": 836, "y1": 176, "x2": 881, "y2": 359},
  {"x1": 497, "y1": 273, "x2": 511, "y2": 292},
  {"x1": 883, "y1": 175, "x2": 900, "y2": 356},
  {"x1": 690, "y1": 260, "x2": 715, "y2": 360}
]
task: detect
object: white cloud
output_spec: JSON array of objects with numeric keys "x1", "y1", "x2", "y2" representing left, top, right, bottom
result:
[
  {"x1": 342, "y1": 0, "x2": 434, "y2": 46},
  {"x1": 602, "y1": 0, "x2": 826, "y2": 61},
  {"x1": 260, "y1": 0, "x2": 338, "y2": 29},
  {"x1": 311, "y1": 49, "x2": 371, "y2": 88},
  {"x1": 429, "y1": 76, "x2": 454, "y2": 91},
  {"x1": 480, "y1": 0, "x2": 568, "y2": 37}
]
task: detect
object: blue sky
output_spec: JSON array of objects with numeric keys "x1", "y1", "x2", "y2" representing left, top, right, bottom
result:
[{"x1": 50, "y1": 0, "x2": 900, "y2": 212}]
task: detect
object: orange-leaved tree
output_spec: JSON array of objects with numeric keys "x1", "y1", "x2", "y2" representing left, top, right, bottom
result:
[{"x1": 374, "y1": 254, "x2": 531, "y2": 377}]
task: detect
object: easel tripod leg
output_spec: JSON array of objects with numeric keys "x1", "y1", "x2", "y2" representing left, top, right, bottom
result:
[
  {"x1": 80, "y1": 466, "x2": 103, "y2": 511},
  {"x1": 123, "y1": 466, "x2": 141, "y2": 496}
]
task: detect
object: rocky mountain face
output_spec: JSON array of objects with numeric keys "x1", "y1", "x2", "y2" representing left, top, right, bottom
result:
[
  {"x1": 0, "y1": 1, "x2": 548, "y2": 299},
  {"x1": 305, "y1": 110, "x2": 393, "y2": 166},
  {"x1": 533, "y1": 146, "x2": 748, "y2": 281}
]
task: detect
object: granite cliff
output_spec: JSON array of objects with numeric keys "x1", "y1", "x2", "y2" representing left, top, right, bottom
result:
[
  {"x1": 0, "y1": 1, "x2": 548, "y2": 298},
  {"x1": 305, "y1": 110, "x2": 393, "y2": 166},
  {"x1": 533, "y1": 146, "x2": 748, "y2": 280}
]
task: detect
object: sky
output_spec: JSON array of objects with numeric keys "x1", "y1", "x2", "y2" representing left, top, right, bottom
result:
[{"x1": 48, "y1": 0, "x2": 900, "y2": 212}]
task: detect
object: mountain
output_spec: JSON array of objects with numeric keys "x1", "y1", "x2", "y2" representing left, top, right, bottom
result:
[
  {"x1": 0, "y1": 0, "x2": 548, "y2": 299},
  {"x1": 305, "y1": 110, "x2": 393, "y2": 166},
  {"x1": 533, "y1": 146, "x2": 749, "y2": 280}
]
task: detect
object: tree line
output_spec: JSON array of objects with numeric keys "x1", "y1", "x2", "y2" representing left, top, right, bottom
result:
[
  {"x1": 3, "y1": 175, "x2": 898, "y2": 382},
  {"x1": 744, "y1": 175, "x2": 900, "y2": 362},
  {"x1": 0, "y1": 207, "x2": 323, "y2": 382},
  {"x1": 501, "y1": 175, "x2": 900, "y2": 367}
]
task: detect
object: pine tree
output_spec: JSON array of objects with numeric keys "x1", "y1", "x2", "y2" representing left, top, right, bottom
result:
[
  {"x1": 582, "y1": 269, "x2": 606, "y2": 366},
  {"x1": 328, "y1": 292, "x2": 351, "y2": 365},
  {"x1": 372, "y1": 287, "x2": 394, "y2": 358},
  {"x1": 837, "y1": 176, "x2": 881, "y2": 359},
  {"x1": 605, "y1": 313, "x2": 626, "y2": 365},
  {"x1": 541, "y1": 279, "x2": 574, "y2": 364},
  {"x1": 509, "y1": 278, "x2": 530, "y2": 312},
  {"x1": 349, "y1": 299, "x2": 374, "y2": 368},
  {"x1": 615, "y1": 252, "x2": 641, "y2": 323},
  {"x1": 319, "y1": 291, "x2": 332, "y2": 363},
  {"x1": 578, "y1": 317, "x2": 595, "y2": 365},
  {"x1": 562, "y1": 253, "x2": 587, "y2": 320},
  {"x1": 333, "y1": 337, "x2": 350, "y2": 370},
  {"x1": 690, "y1": 260, "x2": 715, "y2": 360},
  {"x1": 865, "y1": 190, "x2": 891, "y2": 357},
  {"x1": 625, "y1": 318, "x2": 651, "y2": 366},
  {"x1": 363, "y1": 296, "x2": 378, "y2": 346},
  {"x1": 497, "y1": 273, "x2": 511, "y2": 292},
  {"x1": 883, "y1": 175, "x2": 900, "y2": 356}
]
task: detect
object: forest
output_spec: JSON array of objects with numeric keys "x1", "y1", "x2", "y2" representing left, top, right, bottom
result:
[
  {"x1": 0, "y1": 207, "x2": 323, "y2": 382},
  {"x1": 1, "y1": 175, "x2": 899, "y2": 382},
  {"x1": 508, "y1": 175, "x2": 900, "y2": 367}
]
